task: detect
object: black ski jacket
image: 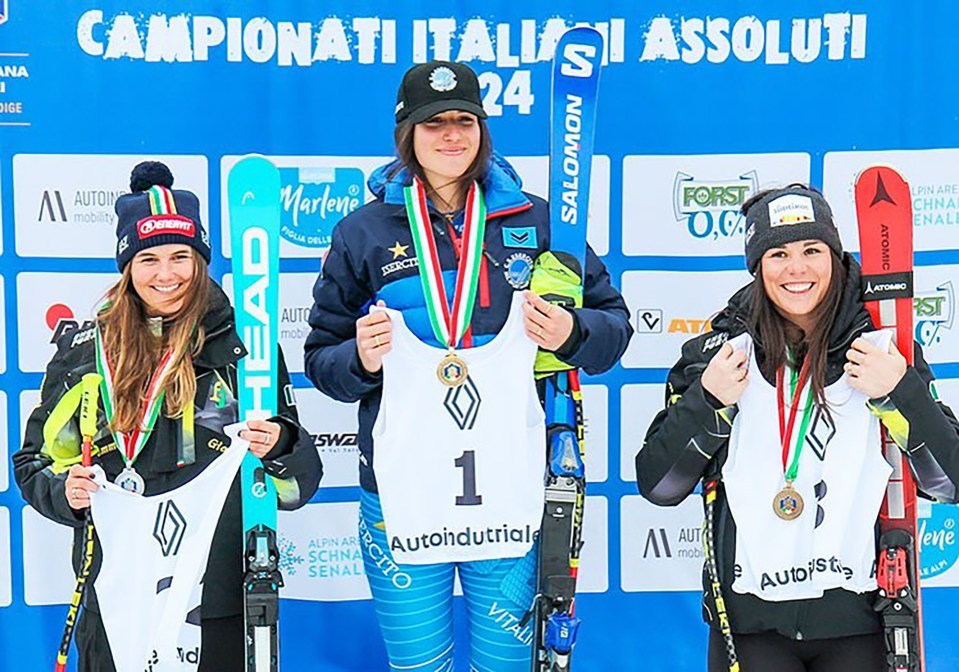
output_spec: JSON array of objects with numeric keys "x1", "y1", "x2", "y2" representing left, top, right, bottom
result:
[
  {"x1": 635, "y1": 254, "x2": 959, "y2": 640},
  {"x1": 14, "y1": 280, "x2": 323, "y2": 618}
]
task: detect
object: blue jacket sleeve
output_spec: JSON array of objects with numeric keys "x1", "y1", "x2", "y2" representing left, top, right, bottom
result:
[
  {"x1": 303, "y1": 224, "x2": 383, "y2": 403},
  {"x1": 557, "y1": 245, "x2": 632, "y2": 375}
]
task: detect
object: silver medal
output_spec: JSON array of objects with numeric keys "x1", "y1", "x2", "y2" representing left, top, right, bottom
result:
[{"x1": 115, "y1": 466, "x2": 145, "y2": 495}]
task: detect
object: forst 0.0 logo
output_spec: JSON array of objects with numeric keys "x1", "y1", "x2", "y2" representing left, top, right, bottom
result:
[
  {"x1": 673, "y1": 171, "x2": 758, "y2": 240},
  {"x1": 914, "y1": 281, "x2": 953, "y2": 350},
  {"x1": 279, "y1": 167, "x2": 364, "y2": 248}
]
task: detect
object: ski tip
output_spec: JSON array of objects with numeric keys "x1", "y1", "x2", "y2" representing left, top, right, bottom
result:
[{"x1": 854, "y1": 165, "x2": 912, "y2": 218}]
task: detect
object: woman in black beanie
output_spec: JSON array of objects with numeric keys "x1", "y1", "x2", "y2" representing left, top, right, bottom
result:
[
  {"x1": 636, "y1": 184, "x2": 959, "y2": 671},
  {"x1": 14, "y1": 161, "x2": 322, "y2": 671}
]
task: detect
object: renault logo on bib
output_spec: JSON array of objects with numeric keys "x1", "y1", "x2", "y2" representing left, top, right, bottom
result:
[{"x1": 153, "y1": 500, "x2": 188, "y2": 557}]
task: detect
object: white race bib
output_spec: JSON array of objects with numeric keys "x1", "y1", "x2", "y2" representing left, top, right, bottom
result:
[
  {"x1": 373, "y1": 293, "x2": 546, "y2": 564},
  {"x1": 91, "y1": 425, "x2": 248, "y2": 671}
]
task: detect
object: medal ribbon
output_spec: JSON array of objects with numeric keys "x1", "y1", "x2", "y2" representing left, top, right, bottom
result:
[
  {"x1": 95, "y1": 326, "x2": 176, "y2": 467},
  {"x1": 404, "y1": 176, "x2": 487, "y2": 347},
  {"x1": 776, "y1": 357, "x2": 815, "y2": 482}
]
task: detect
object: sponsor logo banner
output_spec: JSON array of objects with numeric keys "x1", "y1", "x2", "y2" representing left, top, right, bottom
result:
[
  {"x1": 278, "y1": 166, "x2": 363, "y2": 248},
  {"x1": 622, "y1": 153, "x2": 810, "y2": 256},
  {"x1": 220, "y1": 156, "x2": 390, "y2": 258},
  {"x1": 620, "y1": 269, "x2": 751, "y2": 369},
  {"x1": 916, "y1": 498, "x2": 959, "y2": 588},
  {"x1": 506, "y1": 155, "x2": 610, "y2": 256},
  {"x1": 277, "y1": 502, "x2": 370, "y2": 601},
  {"x1": 912, "y1": 266, "x2": 957, "y2": 364},
  {"x1": 621, "y1": 495, "x2": 704, "y2": 592},
  {"x1": 222, "y1": 272, "x2": 314, "y2": 374},
  {"x1": 0, "y1": 509, "x2": 9, "y2": 607},
  {"x1": 581, "y1": 385, "x2": 608, "y2": 483},
  {"x1": 620, "y1": 384, "x2": 668, "y2": 483},
  {"x1": 21, "y1": 506, "x2": 74, "y2": 605},
  {"x1": 16, "y1": 272, "x2": 119, "y2": 372},
  {"x1": 293, "y1": 388, "x2": 360, "y2": 488},
  {"x1": 13, "y1": 154, "x2": 208, "y2": 258},
  {"x1": 824, "y1": 149, "x2": 959, "y2": 254}
]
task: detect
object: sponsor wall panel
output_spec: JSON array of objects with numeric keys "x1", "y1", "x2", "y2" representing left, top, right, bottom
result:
[
  {"x1": 21, "y1": 506, "x2": 74, "y2": 606},
  {"x1": 0, "y1": 160, "x2": 4, "y2": 255},
  {"x1": 13, "y1": 154, "x2": 208, "y2": 258},
  {"x1": 0, "y1": 392, "x2": 7, "y2": 492},
  {"x1": 220, "y1": 155, "x2": 392, "y2": 258},
  {"x1": 221, "y1": 272, "x2": 314, "y2": 374},
  {"x1": 923, "y1": 378, "x2": 959, "y2": 588},
  {"x1": 620, "y1": 269, "x2": 751, "y2": 369},
  {"x1": 916, "y1": 497, "x2": 959, "y2": 589},
  {"x1": 15, "y1": 272, "x2": 119, "y2": 372},
  {"x1": 620, "y1": 384, "x2": 667, "y2": 483},
  {"x1": 936, "y1": 378, "x2": 959, "y2": 419},
  {"x1": 622, "y1": 153, "x2": 810, "y2": 257},
  {"x1": 620, "y1": 494, "x2": 703, "y2": 593},
  {"x1": 913, "y1": 264, "x2": 959, "y2": 365},
  {"x1": 0, "y1": 508, "x2": 10, "y2": 607},
  {"x1": 0, "y1": 275, "x2": 6, "y2": 373},
  {"x1": 294, "y1": 388, "x2": 360, "y2": 489},
  {"x1": 508, "y1": 156, "x2": 611, "y2": 256},
  {"x1": 581, "y1": 384, "x2": 607, "y2": 483},
  {"x1": 278, "y1": 502, "x2": 370, "y2": 602},
  {"x1": 823, "y1": 149, "x2": 959, "y2": 254},
  {"x1": 578, "y1": 495, "x2": 609, "y2": 594}
]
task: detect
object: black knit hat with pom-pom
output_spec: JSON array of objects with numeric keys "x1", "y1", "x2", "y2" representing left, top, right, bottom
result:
[{"x1": 114, "y1": 161, "x2": 211, "y2": 270}]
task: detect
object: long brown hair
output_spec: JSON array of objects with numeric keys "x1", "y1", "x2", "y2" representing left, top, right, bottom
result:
[
  {"x1": 97, "y1": 253, "x2": 209, "y2": 434},
  {"x1": 392, "y1": 115, "x2": 493, "y2": 209},
  {"x1": 749, "y1": 250, "x2": 846, "y2": 407}
]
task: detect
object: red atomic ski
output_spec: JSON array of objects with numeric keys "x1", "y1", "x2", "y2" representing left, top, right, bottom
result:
[{"x1": 855, "y1": 165, "x2": 923, "y2": 672}]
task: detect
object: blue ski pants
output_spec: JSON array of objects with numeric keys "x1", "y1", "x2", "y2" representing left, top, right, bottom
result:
[{"x1": 359, "y1": 490, "x2": 537, "y2": 672}]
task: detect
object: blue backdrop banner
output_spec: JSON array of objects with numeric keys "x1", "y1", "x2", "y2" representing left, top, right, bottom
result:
[{"x1": 2, "y1": 2, "x2": 959, "y2": 670}]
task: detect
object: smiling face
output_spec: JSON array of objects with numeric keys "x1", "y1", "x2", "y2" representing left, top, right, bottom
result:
[
  {"x1": 413, "y1": 110, "x2": 481, "y2": 194},
  {"x1": 760, "y1": 239, "x2": 833, "y2": 333},
  {"x1": 129, "y1": 244, "x2": 196, "y2": 316}
]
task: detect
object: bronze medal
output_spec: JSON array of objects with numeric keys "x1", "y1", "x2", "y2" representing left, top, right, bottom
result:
[{"x1": 773, "y1": 483, "x2": 804, "y2": 521}]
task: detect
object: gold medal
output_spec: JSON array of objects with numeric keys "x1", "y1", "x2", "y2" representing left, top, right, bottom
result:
[
  {"x1": 773, "y1": 482, "x2": 804, "y2": 521},
  {"x1": 436, "y1": 351, "x2": 468, "y2": 387}
]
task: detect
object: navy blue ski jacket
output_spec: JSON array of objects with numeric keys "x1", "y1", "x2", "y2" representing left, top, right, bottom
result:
[{"x1": 305, "y1": 155, "x2": 632, "y2": 492}]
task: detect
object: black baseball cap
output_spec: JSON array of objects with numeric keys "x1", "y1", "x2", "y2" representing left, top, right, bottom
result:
[{"x1": 395, "y1": 61, "x2": 488, "y2": 125}]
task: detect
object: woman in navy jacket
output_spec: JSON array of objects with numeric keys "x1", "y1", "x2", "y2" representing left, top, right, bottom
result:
[{"x1": 305, "y1": 61, "x2": 630, "y2": 670}]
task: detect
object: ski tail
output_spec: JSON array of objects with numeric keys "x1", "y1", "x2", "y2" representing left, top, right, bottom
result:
[
  {"x1": 228, "y1": 155, "x2": 283, "y2": 672},
  {"x1": 855, "y1": 165, "x2": 924, "y2": 672},
  {"x1": 532, "y1": 26, "x2": 603, "y2": 672}
]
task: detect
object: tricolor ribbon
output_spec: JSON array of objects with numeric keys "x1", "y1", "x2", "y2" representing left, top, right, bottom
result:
[{"x1": 404, "y1": 177, "x2": 487, "y2": 348}]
